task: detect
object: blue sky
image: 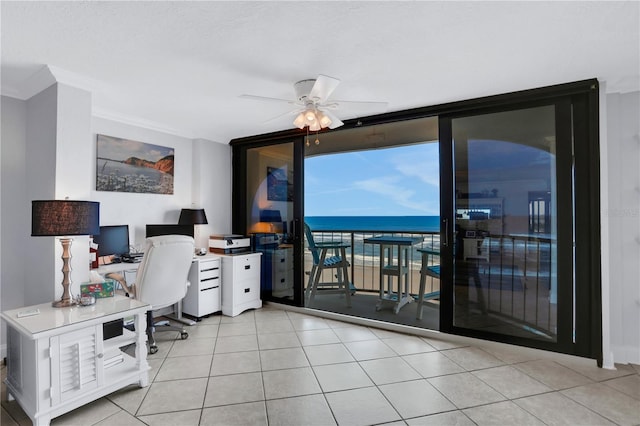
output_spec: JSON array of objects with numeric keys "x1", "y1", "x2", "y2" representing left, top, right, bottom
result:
[
  {"x1": 97, "y1": 134, "x2": 174, "y2": 162},
  {"x1": 305, "y1": 142, "x2": 440, "y2": 217}
]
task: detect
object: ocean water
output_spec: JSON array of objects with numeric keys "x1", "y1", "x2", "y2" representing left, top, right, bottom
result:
[
  {"x1": 304, "y1": 216, "x2": 440, "y2": 268},
  {"x1": 305, "y1": 216, "x2": 440, "y2": 233},
  {"x1": 97, "y1": 159, "x2": 173, "y2": 194}
]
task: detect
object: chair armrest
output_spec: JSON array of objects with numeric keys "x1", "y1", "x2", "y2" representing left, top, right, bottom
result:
[
  {"x1": 315, "y1": 241, "x2": 350, "y2": 249},
  {"x1": 418, "y1": 248, "x2": 440, "y2": 256}
]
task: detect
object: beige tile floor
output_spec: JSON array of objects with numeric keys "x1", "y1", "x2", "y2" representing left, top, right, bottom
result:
[{"x1": 2, "y1": 305, "x2": 639, "y2": 426}]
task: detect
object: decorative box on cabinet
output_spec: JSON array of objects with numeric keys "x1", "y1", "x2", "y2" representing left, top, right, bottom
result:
[
  {"x1": 220, "y1": 252, "x2": 262, "y2": 316},
  {"x1": 1, "y1": 296, "x2": 150, "y2": 426},
  {"x1": 182, "y1": 255, "x2": 221, "y2": 318}
]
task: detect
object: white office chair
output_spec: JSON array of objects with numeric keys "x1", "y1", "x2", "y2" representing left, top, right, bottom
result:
[{"x1": 134, "y1": 235, "x2": 194, "y2": 354}]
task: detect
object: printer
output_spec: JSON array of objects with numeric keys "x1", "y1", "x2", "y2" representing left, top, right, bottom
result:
[{"x1": 209, "y1": 234, "x2": 251, "y2": 254}]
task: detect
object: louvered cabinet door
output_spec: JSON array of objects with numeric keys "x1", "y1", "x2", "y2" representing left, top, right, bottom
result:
[{"x1": 49, "y1": 326, "x2": 103, "y2": 405}]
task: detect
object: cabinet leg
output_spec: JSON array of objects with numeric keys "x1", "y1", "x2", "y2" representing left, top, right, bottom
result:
[{"x1": 34, "y1": 414, "x2": 51, "y2": 426}]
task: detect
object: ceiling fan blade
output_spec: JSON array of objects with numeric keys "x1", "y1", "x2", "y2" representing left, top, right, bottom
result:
[
  {"x1": 263, "y1": 108, "x2": 304, "y2": 124},
  {"x1": 331, "y1": 100, "x2": 389, "y2": 112},
  {"x1": 240, "y1": 94, "x2": 298, "y2": 105},
  {"x1": 321, "y1": 109, "x2": 344, "y2": 129},
  {"x1": 309, "y1": 74, "x2": 341, "y2": 103}
]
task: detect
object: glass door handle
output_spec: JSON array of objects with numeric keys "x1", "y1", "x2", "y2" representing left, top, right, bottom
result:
[{"x1": 443, "y1": 218, "x2": 449, "y2": 247}]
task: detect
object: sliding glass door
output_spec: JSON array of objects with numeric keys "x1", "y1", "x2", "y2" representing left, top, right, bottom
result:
[
  {"x1": 231, "y1": 80, "x2": 600, "y2": 360},
  {"x1": 233, "y1": 138, "x2": 305, "y2": 306},
  {"x1": 439, "y1": 83, "x2": 600, "y2": 359},
  {"x1": 449, "y1": 105, "x2": 562, "y2": 343}
]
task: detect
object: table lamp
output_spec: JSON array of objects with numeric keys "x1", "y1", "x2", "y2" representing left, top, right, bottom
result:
[
  {"x1": 31, "y1": 200, "x2": 100, "y2": 307},
  {"x1": 259, "y1": 209, "x2": 282, "y2": 233},
  {"x1": 179, "y1": 208, "x2": 208, "y2": 254}
]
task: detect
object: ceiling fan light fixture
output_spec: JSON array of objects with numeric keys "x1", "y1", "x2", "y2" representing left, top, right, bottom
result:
[
  {"x1": 309, "y1": 119, "x2": 321, "y2": 132},
  {"x1": 316, "y1": 111, "x2": 332, "y2": 128},
  {"x1": 293, "y1": 112, "x2": 306, "y2": 129},
  {"x1": 305, "y1": 109, "x2": 316, "y2": 123}
]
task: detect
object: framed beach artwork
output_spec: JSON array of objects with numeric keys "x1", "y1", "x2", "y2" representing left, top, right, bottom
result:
[
  {"x1": 96, "y1": 134, "x2": 175, "y2": 194},
  {"x1": 267, "y1": 166, "x2": 293, "y2": 202}
]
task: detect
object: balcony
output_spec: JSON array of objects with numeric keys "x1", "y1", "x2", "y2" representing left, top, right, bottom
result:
[{"x1": 304, "y1": 228, "x2": 556, "y2": 341}]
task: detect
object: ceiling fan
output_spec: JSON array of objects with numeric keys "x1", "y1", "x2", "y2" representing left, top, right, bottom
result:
[{"x1": 240, "y1": 74, "x2": 388, "y2": 132}]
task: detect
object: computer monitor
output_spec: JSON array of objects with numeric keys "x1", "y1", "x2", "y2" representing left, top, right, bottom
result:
[
  {"x1": 93, "y1": 225, "x2": 130, "y2": 257},
  {"x1": 145, "y1": 224, "x2": 194, "y2": 238}
]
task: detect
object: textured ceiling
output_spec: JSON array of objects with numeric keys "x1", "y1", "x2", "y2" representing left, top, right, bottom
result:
[{"x1": 2, "y1": 1, "x2": 638, "y2": 143}]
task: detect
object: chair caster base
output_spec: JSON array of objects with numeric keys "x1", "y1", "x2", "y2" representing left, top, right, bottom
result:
[
  {"x1": 149, "y1": 345, "x2": 158, "y2": 355},
  {"x1": 180, "y1": 331, "x2": 189, "y2": 340}
]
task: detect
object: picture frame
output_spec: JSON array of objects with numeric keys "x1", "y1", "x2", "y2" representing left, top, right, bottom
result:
[
  {"x1": 96, "y1": 134, "x2": 174, "y2": 194},
  {"x1": 267, "y1": 166, "x2": 293, "y2": 201}
]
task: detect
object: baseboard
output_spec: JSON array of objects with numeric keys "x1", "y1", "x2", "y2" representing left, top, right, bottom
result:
[{"x1": 612, "y1": 344, "x2": 640, "y2": 365}]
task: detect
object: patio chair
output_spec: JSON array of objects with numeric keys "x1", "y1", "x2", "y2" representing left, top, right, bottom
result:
[
  {"x1": 416, "y1": 248, "x2": 441, "y2": 320},
  {"x1": 304, "y1": 223, "x2": 355, "y2": 307}
]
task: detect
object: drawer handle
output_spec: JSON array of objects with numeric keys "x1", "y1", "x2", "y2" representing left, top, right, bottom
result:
[
  {"x1": 201, "y1": 267, "x2": 218, "y2": 272},
  {"x1": 279, "y1": 259, "x2": 285, "y2": 263},
  {"x1": 201, "y1": 277, "x2": 218, "y2": 282},
  {"x1": 280, "y1": 279, "x2": 285, "y2": 283},
  {"x1": 244, "y1": 265, "x2": 251, "y2": 270},
  {"x1": 244, "y1": 288, "x2": 250, "y2": 293},
  {"x1": 201, "y1": 286, "x2": 219, "y2": 292}
]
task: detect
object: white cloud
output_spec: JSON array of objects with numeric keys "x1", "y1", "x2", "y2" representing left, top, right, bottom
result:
[{"x1": 352, "y1": 176, "x2": 438, "y2": 215}]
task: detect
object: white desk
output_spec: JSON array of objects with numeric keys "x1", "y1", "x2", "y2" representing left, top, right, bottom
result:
[
  {"x1": 94, "y1": 255, "x2": 220, "y2": 325},
  {"x1": 1, "y1": 296, "x2": 150, "y2": 425}
]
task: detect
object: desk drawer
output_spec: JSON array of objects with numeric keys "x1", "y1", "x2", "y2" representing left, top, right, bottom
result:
[
  {"x1": 200, "y1": 266, "x2": 220, "y2": 281},
  {"x1": 232, "y1": 256, "x2": 260, "y2": 282},
  {"x1": 199, "y1": 259, "x2": 220, "y2": 281},
  {"x1": 233, "y1": 278, "x2": 260, "y2": 305}
]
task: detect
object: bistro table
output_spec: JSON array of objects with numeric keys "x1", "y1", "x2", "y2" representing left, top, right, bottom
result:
[{"x1": 364, "y1": 235, "x2": 422, "y2": 314}]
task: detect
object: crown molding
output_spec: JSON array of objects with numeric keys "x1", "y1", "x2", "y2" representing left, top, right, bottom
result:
[
  {"x1": 3, "y1": 64, "x2": 225, "y2": 142},
  {"x1": 1, "y1": 86, "x2": 25, "y2": 99},
  {"x1": 48, "y1": 65, "x2": 109, "y2": 94},
  {"x1": 92, "y1": 107, "x2": 196, "y2": 140},
  {"x1": 3, "y1": 65, "x2": 56, "y2": 100},
  {"x1": 1, "y1": 64, "x2": 106, "y2": 100}
]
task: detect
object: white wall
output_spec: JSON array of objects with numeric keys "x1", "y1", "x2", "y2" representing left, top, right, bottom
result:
[
  {"x1": 1, "y1": 96, "x2": 28, "y2": 312},
  {"x1": 192, "y1": 138, "x2": 232, "y2": 247},
  {"x1": 53, "y1": 84, "x2": 93, "y2": 301},
  {"x1": 24, "y1": 85, "x2": 58, "y2": 305},
  {"x1": 605, "y1": 90, "x2": 640, "y2": 365},
  {"x1": 0, "y1": 87, "x2": 231, "y2": 358},
  {"x1": 91, "y1": 117, "x2": 195, "y2": 249}
]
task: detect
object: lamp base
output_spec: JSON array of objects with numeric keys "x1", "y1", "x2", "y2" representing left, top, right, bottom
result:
[
  {"x1": 52, "y1": 298, "x2": 77, "y2": 308},
  {"x1": 53, "y1": 237, "x2": 78, "y2": 308}
]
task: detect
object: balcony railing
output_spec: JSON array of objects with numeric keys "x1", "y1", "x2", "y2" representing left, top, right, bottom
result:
[{"x1": 304, "y1": 229, "x2": 556, "y2": 338}]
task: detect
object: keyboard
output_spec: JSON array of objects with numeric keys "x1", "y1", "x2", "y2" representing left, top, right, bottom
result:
[{"x1": 121, "y1": 253, "x2": 144, "y2": 262}]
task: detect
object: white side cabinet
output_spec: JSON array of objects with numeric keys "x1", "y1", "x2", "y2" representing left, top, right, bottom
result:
[
  {"x1": 182, "y1": 255, "x2": 221, "y2": 318},
  {"x1": 1, "y1": 296, "x2": 150, "y2": 426},
  {"x1": 220, "y1": 252, "x2": 262, "y2": 317}
]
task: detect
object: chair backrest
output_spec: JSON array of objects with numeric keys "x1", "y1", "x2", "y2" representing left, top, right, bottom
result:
[
  {"x1": 135, "y1": 235, "x2": 195, "y2": 309},
  {"x1": 303, "y1": 222, "x2": 320, "y2": 265}
]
